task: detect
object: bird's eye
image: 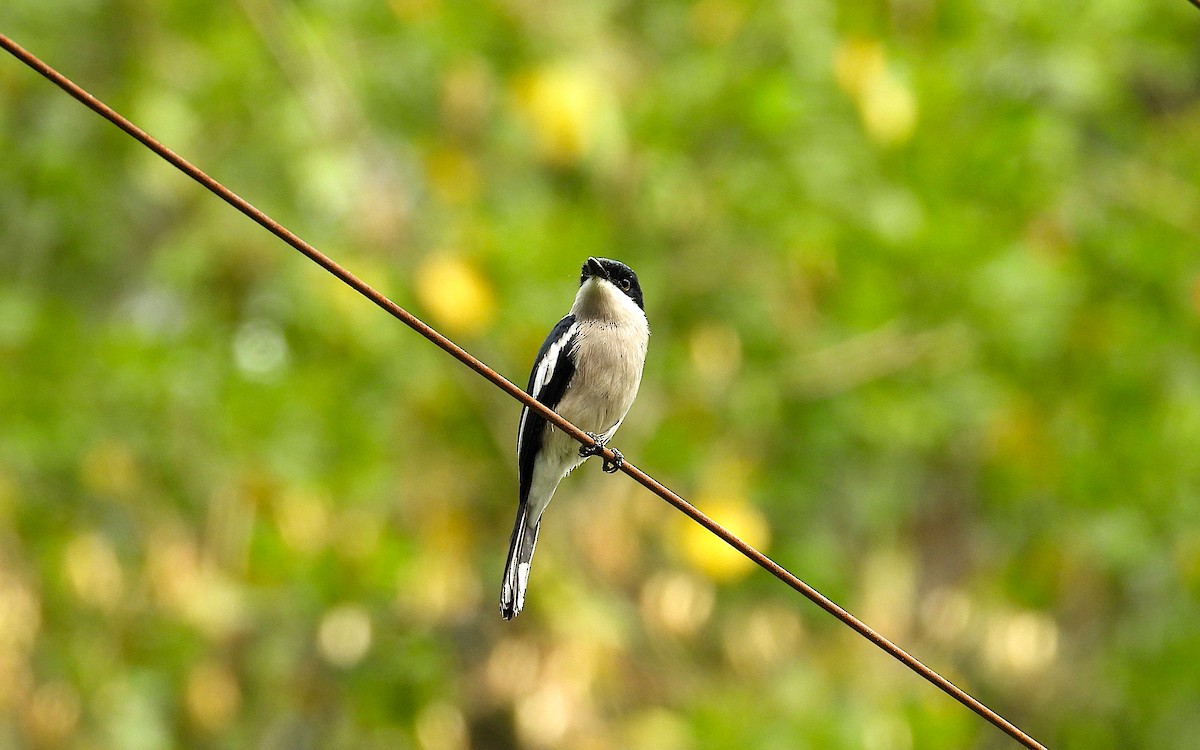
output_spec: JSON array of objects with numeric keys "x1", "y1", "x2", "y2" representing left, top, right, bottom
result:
[{"x1": 619, "y1": 278, "x2": 631, "y2": 292}]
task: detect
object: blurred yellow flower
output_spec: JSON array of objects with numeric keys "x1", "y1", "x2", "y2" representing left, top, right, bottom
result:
[
  {"x1": 834, "y1": 38, "x2": 886, "y2": 99},
  {"x1": 414, "y1": 255, "x2": 496, "y2": 337},
  {"x1": 860, "y1": 74, "x2": 918, "y2": 146},
  {"x1": 681, "y1": 499, "x2": 770, "y2": 582},
  {"x1": 678, "y1": 457, "x2": 770, "y2": 582},
  {"x1": 834, "y1": 37, "x2": 918, "y2": 146},
  {"x1": 512, "y1": 64, "x2": 621, "y2": 166}
]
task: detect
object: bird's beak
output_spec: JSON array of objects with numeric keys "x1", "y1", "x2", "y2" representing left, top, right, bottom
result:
[{"x1": 585, "y1": 257, "x2": 608, "y2": 280}]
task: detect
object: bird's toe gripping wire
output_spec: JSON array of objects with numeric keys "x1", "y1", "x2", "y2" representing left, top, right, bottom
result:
[
  {"x1": 601, "y1": 449, "x2": 624, "y2": 473},
  {"x1": 579, "y1": 432, "x2": 606, "y2": 459},
  {"x1": 579, "y1": 432, "x2": 624, "y2": 473}
]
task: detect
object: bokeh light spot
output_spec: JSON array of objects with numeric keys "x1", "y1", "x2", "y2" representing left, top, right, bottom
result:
[
  {"x1": 639, "y1": 571, "x2": 714, "y2": 636},
  {"x1": 274, "y1": 488, "x2": 331, "y2": 555},
  {"x1": 984, "y1": 610, "x2": 1059, "y2": 676},
  {"x1": 415, "y1": 701, "x2": 468, "y2": 750},
  {"x1": 485, "y1": 638, "x2": 542, "y2": 700},
  {"x1": 680, "y1": 498, "x2": 770, "y2": 582},
  {"x1": 834, "y1": 37, "x2": 917, "y2": 145},
  {"x1": 415, "y1": 255, "x2": 496, "y2": 338},
  {"x1": 0, "y1": 573, "x2": 40, "y2": 656},
  {"x1": 623, "y1": 708, "x2": 692, "y2": 750},
  {"x1": 232, "y1": 320, "x2": 289, "y2": 380},
  {"x1": 426, "y1": 147, "x2": 481, "y2": 205},
  {"x1": 63, "y1": 532, "x2": 124, "y2": 611},
  {"x1": 317, "y1": 604, "x2": 373, "y2": 668},
  {"x1": 678, "y1": 457, "x2": 769, "y2": 582},
  {"x1": 515, "y1": 682, "x2": 573, "y2": 748},
  {"x1": 25, "y1": 681, "x2": 80, "y2": 746},
  {"x1": 512, "y1": 64, "x2": 621, "y2": 166},
  {"x1": 185, "y1": 661, "x2": 240, "y2": 732},
  {"x1": 722, "y1": 604, "x2": 805, "y2": 675}
]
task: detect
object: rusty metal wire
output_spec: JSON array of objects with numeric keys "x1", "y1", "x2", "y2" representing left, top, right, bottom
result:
[{"x1": 1, "y1": 33, "x2": 1049, "y2": 750}]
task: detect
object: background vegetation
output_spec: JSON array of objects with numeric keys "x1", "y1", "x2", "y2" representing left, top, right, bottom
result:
[{"x1": 3, "y1": 1, "x2": 1199, "y2": 748}]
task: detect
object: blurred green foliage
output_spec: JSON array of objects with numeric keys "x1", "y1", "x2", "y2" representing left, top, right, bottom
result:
[{"x1": 2, "y1": 0, "x2": 1200, "y2": 748}]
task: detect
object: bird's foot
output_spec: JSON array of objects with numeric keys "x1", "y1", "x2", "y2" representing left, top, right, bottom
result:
[
  {"x1": 601, "y1": 449, "x2": 624, "y2": 474},
  {"x1": 579, "y1": 433, "x2": 624, "y2": 473},
  {"x1": 579, "y1": 432, "x2": 607, "y2": 459}
]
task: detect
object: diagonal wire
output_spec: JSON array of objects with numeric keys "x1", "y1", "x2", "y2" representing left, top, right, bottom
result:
[{"x1": 0, "y1": 33, "x2": 1048, "y2": 750}]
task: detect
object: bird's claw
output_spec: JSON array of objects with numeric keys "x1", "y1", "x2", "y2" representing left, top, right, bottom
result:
[
  {"x1": 580, "y1": 433, "x2": 624, "y2": 473},
  {"x1": 579, "y1": 432, "x2": 606, "y2": 459},
  {"x1": 601, "y1": 449, "x2": 624, "y2": 473}
]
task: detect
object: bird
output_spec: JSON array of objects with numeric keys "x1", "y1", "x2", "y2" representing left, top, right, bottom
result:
[{"x1": 500, "y1": 257, "x2": 650, "y2": 620}]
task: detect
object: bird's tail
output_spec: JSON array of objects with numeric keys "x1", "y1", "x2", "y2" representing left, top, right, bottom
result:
[{"x1": 500, "y1": 505, "x2": 540, "y2": 620}]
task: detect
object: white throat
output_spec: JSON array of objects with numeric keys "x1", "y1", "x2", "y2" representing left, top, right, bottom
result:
[{"x1": 570, "y1": 278, "x2": 645, "y2": 325}]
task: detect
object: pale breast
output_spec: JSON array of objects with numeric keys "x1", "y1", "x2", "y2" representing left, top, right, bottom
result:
[{"x1": 555, "y1": 320, "x2": 648, "y2": 434}]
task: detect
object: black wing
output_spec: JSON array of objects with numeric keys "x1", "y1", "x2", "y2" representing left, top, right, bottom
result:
[{"x1": 517, "y1": 315, "x2": 580, "y2": 503}]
